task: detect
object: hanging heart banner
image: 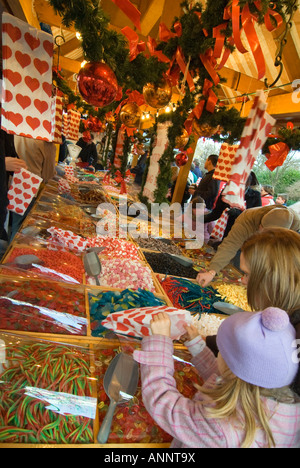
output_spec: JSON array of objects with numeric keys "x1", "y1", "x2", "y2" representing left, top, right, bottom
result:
[
  {"x1": 1, "y1": 12, "x2": 54, "y2": 141},
  {"x1": 213, "y1": 143, "x2": 239, "y2": 182},
  {"x1": 65, "y1": 109, "x2": 81, "y2": 141},
  {"x1": 222, "y1": 90, "x2": 276, "y2": 210},
  {"x1": 7, "y1": 168, "x2": 43, "y2": 215}
]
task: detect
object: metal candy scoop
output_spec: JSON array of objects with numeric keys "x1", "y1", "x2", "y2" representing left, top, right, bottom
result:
[
  {"x1": 83, "y1": 251, "x2": 101, "y2": 286},
  {"x1": 97, "y1": 352, "x2": 139, "y2": 444},
  {"x1": 213, "y1": 302, "x2": 244, "y2": 315}
]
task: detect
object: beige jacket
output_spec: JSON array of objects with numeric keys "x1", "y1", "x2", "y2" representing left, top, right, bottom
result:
[
  {"x1": 210, "y1": 205, "x2": 300, "y2": 273},
  {"x1": 14, "y1": 135, "x2": 56, "y2": 183}
]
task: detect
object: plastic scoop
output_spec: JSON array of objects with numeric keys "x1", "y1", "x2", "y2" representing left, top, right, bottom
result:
[
  {"x1": 83, "y1": 251, "x2": 101, "y2": 286},
  {"x1": 97, "y1": 352, "x2": 139, "y2": 444},
  {"x1": 14, "y1": 255, "x2": 43, "y2": 267},
  {"x1": 213, "y1": 302, "x2": 244, "y2": 315}
]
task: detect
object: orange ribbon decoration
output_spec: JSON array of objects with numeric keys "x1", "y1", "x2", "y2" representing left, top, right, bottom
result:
[
  {"x1": 147, "y1": 37, "x2": 170, "y2": 63},
  {"x1": 115, "y1": 89, "x2": 145, "y2": 115},
  {"x1": 265, "y1": 142, "x2": 290, "y2": 171},
  {"x1": 110, "y1": 0, "x2": 141, "y2": 31},
  {"x1": 121, "y1": 26, "x2": 146, "y2": 61}
]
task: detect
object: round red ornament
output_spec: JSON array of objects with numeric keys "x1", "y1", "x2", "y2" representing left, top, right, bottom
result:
[
  {"x1": 77, "y1": 62, "x2": 118, "y2": 107},
  {"x1": 175, "y1": 153, "x2": 188, "y2": 167}
]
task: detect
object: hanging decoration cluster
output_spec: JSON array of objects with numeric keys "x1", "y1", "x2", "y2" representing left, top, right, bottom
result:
[{"x1": 48, "y1": 0, "x2": 298, "y2": 191}]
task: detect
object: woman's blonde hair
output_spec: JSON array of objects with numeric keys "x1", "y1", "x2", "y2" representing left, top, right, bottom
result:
[{"x1": 241, "y1": 228, "x2": 300, "y2": 314}]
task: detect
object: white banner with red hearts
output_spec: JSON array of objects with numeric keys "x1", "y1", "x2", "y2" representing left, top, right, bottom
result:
[
  {"x1": 222, "y1": 90, "x2": 276, "y2": 210},
  {"x1": 213, "y1": 143, "x2": 239, "y2": 182},
  {"x1": 7, "y1": 168, "x2": 43, "y2": 215},
  {"x1": 1, "y1": 12, "x2": 54, "y2": 141}
]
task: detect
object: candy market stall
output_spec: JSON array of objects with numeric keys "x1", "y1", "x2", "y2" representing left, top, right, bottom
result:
[{"x1": 0, "y1": 172, "x2": 246, "y2": 448}]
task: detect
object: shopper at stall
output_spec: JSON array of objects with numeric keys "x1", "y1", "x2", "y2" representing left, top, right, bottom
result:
[
  {"x1": 14, "y1": 135, "x2": 56, "y2": 184},
  {"x1": 0, "y1": 129, "x2": 27, "y2": 258},
  {"x1": 196, "y1": 204, "x2": 300, "y2": 287},
  {"x1": 11, "y1": 136, "x2": 56, "y2": 241},
  {"x1": 133, "y1": 306, "x2": 300, "y2": 447},
  {"x1": 76, "y1": 131, "x2": 98, "y2": 167},
  {"x1": 205, "y1": 171, "x2": 262, "y2": 245},
  {"x1": 189, "y1": 154, "x2": 220, "y2": 210}
]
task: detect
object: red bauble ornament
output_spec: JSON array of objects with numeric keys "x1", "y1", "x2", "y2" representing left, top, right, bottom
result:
[
  {"x1": 175, "y1": 153, "x2": 188, "y2": 167},
  {"x1": 77, "y1": 62, "x2": 118, "y2": 107}
]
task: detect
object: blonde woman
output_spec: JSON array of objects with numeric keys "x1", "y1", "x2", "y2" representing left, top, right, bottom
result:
[{"x1": 133, "y1": 228, "x2": 300, "y2": 448}]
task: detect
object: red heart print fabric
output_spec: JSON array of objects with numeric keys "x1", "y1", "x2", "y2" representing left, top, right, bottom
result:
[
  {"x1": 7, "y1": 168, "x2": 42, "y2": 215},
  {"x1": 102, "y1": 305, "x2": 193, "y2": 340},
  {"x1": 1, "y1": 12, "x2": 54, "y2": 141}
]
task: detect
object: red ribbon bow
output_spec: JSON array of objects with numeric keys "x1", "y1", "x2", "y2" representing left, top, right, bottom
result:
[
  {"x1": 110, "y1": 0, "x2": 141, "y2": 31},
  {"x1": 114, "y1": 170, "x2": 127, "y2": 194},
  {"x1": 184, "y1": 79, "x2": 218, "y2": 135},
  {"x1": 121, "y1": 26, "x2": 146, "y2": 61},
  {"x1": 265, "y1": 142, "x2": 289, "y2": 171}
]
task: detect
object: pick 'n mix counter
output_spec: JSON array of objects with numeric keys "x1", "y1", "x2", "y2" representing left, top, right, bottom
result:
[{"x1": 0, "y1": 168, "x2": 248, "y2": 447}]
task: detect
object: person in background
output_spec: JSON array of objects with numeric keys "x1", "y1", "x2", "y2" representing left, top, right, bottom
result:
[
  {"x1": 205, "y1": 171, "x2": 262, "y2": 245},
  {"x1": 276, "y1": 193, "x2": 288, "y2": 206},
  {"x1": 12, "y1": 136, "x2": 57, "y2": 241},
  {"x1": 189, "y1": 163, "x2": 198, "y2": 184},
  {"x1": 76, "y1": 131, "x2": 98, "y2": 167},
  {"x1": 261, "y1": 184, "x2": 275, "y2": 206},
  {"x1": 14, "y1": 135, "x2": 56, "y2": 184},
  {"x1": 133, "y1": 302, "x2": 300, "y2": 447},
  {"x1": 189, "y1": 154, "x2": 220, "y2": 210},
  {"x1": 0, "y1": 129, "x2": 27, "y2": 258},
  {"x1": 192, "y1": 159, "x2": 202, "y2": 180},
  {"x1": 196, "y1": 204, "x2": 300, "y2": 287},
  {"x1": 131, "y1": 145, "x2": 149, "y2": 186}
]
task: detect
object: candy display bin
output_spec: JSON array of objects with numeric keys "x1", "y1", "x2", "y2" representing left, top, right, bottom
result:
[
  {"x1": 0, "y1": 332, "x2": 200, "y2": 448},
  {"x1": 0, "y1": 241, "x2": 85, "y2": 285},
  {"x1": 0, "y1": 277, "x2": 89, "y2": 339}
]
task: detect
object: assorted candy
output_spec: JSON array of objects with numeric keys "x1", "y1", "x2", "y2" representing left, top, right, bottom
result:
[
  {"x1": 89, "y1": 288, "x2": 166, "y2": 337},
  {"x1": 0, "y1": 337, "x2": 94, "y2": 444},
  {"x1": 0, "y1": 175, "x2": 243, "y2": 446},
  {"x1": 158, "y1": 275, "x2": 227, "y2": 314},
  {"x1": 2, "y1": 247, "x2": 84, "y2": 284},
  {"x1": 95, "y1": 346, "x2": 203, "y2": 444},
  {"x1": 86, "y1": 258, "x2": 156, "y2": 292},
  {"x1": 0, "y1": 280, "x2": 87, "y2": 335},
  {"x1": 143, "y1": 251, "x2": 199, "y2": 279}
]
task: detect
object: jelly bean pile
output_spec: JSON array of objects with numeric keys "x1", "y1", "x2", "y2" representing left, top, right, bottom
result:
[{"x1": 143, "y1": 251, "x2": 199, "y2": 279}]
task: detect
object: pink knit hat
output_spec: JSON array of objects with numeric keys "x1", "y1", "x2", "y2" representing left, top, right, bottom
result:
[{"x1": 216, "y1": 308, "x2": 298, "y2": 388}]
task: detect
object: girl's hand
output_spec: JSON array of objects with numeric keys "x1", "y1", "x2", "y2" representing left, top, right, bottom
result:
[
  {"x1": 181, "y1": 324, "x2": 199, "y2": 342},
  {"x1": 150, "y1": 312, "x2": 171, "y2": 337}
]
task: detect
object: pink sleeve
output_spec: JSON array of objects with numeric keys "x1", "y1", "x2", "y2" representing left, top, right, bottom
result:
[{"x1": 133, "y1": 336, "x2": 226, "y2": 448}]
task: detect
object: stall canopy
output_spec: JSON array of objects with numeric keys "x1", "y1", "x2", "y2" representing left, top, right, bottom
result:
[{"x1": 0, "y1": 0, "x2": 299, "y2": 128}]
